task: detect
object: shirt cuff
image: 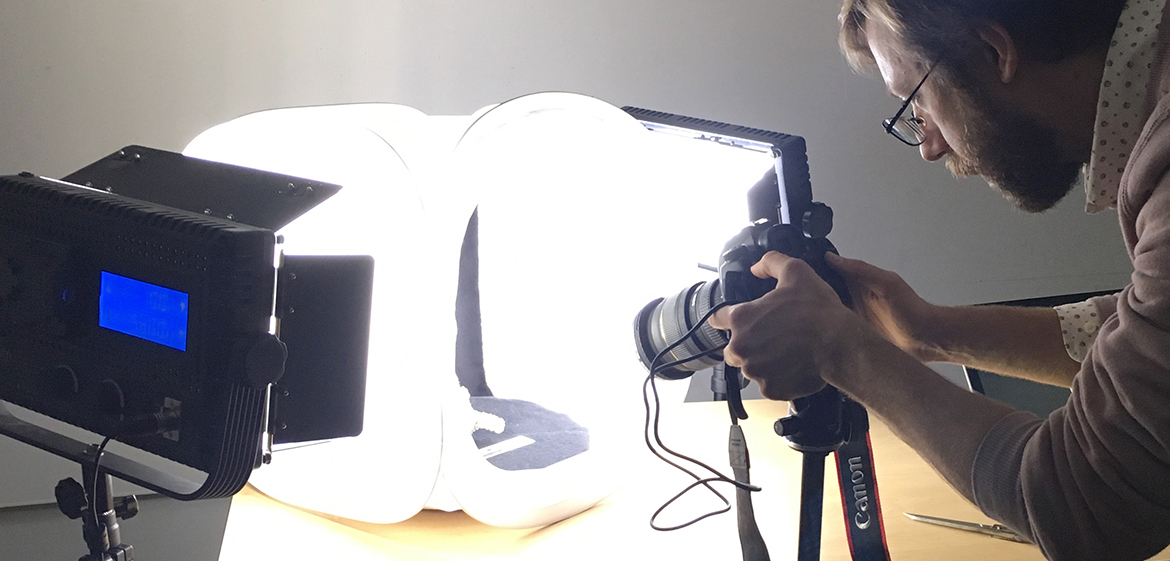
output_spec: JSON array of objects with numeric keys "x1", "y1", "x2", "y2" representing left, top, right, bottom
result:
[{"x1": 1054, "y1": 300, "x2": 1103, "y2": 362}]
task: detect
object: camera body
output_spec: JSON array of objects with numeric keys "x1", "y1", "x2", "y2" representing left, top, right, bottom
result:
[
  {"x1": 633, "y1": 156, "x2": 849, "y2": 381},
  {"x1": 632, "y1": 133, "x2": 865, "y2": 453}
]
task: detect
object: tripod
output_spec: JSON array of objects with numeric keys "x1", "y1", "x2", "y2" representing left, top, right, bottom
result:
[
  {"x1": 773, "y1": 386, "x2": 872, "y2": 561},
  {"x1": 718, "y1": 365, "x2": 886, "y2": 561},
  {"x1": 54, "y1": 444, "x2": 139, "y2": 561}
]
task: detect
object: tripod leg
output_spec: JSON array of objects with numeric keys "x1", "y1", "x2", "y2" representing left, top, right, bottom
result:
[{"x1": 797, "y1": 451, "x2": 828, "y2": 561}]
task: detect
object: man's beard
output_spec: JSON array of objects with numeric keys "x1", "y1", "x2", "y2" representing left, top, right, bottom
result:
[{"x1": 943, "y1": 84, "x2": 1083, "y2": 213}]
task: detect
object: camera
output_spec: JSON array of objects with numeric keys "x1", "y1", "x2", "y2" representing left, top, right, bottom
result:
[
  {"x1": 629, "y1": 124, "x2": 888, "y2": 561},
  {"x1": 632, "y1": 156, "x2": 849, "y2": 381}
]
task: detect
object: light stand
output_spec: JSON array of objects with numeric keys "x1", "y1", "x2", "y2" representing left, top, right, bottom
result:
[{"x1": 54, "y1": 446, "x2": 141, "y2": 561}]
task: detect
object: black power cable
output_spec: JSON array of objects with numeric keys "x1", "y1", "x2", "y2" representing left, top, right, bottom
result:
[
  {"x1": 642, "y1": 302, "x2": 762, "y2": 531},
  {"x1": 89, "y1": 436, "x2": 114, "y2": 529}
]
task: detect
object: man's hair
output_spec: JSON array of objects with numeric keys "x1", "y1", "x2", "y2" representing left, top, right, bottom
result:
[{"x1": 839, "y1": 0, "x2": 1126, "y2": 75}]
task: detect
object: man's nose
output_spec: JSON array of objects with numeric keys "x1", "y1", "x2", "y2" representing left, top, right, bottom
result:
[{"x1": 917, "y1": 122, "x2": 950, "y2": 162}]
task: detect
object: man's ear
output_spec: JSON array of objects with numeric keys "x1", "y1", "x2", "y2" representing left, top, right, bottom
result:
[{"x1": 976, "y1": 22, "x2": 1019, "y2": 84}]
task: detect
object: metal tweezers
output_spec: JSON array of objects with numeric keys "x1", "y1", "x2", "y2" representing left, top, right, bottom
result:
[{"x1": 904, "y1": 512, "x2": 1032, "y2": 544}]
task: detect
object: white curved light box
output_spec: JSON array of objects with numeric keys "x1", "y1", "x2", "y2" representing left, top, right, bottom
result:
[
  {"x1": 184, "y1": 94, "x2": 776, "y2": 528},
  {"x1": 185, "y1": 104, "x2": 449, "y2": 524}
]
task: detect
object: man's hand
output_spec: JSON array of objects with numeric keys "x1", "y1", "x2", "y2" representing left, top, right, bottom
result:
[
  {"x1": 709, "y1": 251, "x2": 866, "y2": 401},
  {"x1": 824, "y1": 253, "x2": 945, "y2": 362},
  {"x1": 710, "y1": 251, "x2": 1020, "y2": 503}
]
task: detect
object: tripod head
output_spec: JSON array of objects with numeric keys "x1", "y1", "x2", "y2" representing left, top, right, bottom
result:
[{"x1": 774, "y1": 386, "x2": 868, "y2": 452}]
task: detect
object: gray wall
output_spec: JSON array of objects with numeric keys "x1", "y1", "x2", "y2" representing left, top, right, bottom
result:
[
  {"x1": 0, "y1": 0, "x2": 1132, "y2": 558},
  {"x1": 0, "y1": 1, "x2": 1130, "y2": 304}
]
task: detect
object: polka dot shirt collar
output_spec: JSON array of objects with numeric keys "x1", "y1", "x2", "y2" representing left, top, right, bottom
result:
[{"x1": 1085, "y1": 0, "x2": 1166, "y2": 213}]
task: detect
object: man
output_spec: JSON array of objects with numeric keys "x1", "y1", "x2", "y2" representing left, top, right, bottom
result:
[{"x1": 709, "y1": 1, "x2": 1170, "y2": 559}]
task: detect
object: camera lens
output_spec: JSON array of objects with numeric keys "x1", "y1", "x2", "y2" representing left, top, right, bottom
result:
[{"x1": 633, "y1": 280, "x2": 728, "y2": 380}]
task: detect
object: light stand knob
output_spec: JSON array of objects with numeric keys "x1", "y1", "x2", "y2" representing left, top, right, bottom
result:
[
  {"x1": 55, "y1": 478, "x2": 88, "y2": 520},
  {"x1": 114, "y1": 495, "x2": 139, "y2": 520}
]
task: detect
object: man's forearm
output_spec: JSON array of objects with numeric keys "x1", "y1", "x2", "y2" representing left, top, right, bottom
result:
[
  {"x1": 829, "y1": 327, "x2": 1018, "y2": 501},
  {"x1": 921, "y1": 304, "x2": 1080, "y2": 387}
]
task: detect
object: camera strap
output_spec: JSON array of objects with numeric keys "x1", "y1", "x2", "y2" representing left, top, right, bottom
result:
[
  {"x1": 833, "y1": 429, "x2": 891, "y2": 561},
  {"x1": 730, "y1": 424, "x2": 772, "y2": 561}
]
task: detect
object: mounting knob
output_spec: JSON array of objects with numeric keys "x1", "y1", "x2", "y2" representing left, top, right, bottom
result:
[
  {"x1": 99, "y1": 379, "x2": 125, "y2": 414},
  {"x1": 244, "y1": 333, "x2": 287, "y2": 389},
  {"x1": 802, "y1": 202, "x2": 834, "y2": 239},
  {"x1": 44, "y1": 365, "x2": 79, "y2": 399}
]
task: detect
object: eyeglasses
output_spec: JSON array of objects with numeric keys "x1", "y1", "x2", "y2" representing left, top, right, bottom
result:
[{"x1": 882, "y1": 62, "x2": 937, "y2": 147}]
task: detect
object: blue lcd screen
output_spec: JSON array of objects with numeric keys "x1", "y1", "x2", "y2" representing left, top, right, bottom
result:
[{"x1": 99, "y1": 271, "x2": 190, "y2": 351}]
